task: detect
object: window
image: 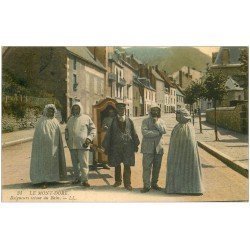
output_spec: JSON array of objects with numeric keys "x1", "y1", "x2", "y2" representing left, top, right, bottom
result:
[
  {"x1": 73, "y1": 74, "x2": 77, "y2": 91},
  {"x1": 116, "y1": 68, "x2": 118, "y2": 82},
  {"x1": 73, "y1": 58, "x2": 77, "y2": 70}
]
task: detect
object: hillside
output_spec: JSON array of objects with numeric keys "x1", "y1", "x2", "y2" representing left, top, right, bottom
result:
[{"x1": 125, "y1": 46, "x2": 211, "y2": 74}]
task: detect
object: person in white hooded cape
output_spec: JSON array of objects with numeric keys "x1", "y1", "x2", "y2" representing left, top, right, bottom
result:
[
  {"x1": 30, "y1": 104, "x2": 67, "y2": 187},
  {"x1": 165, "y1": 108, "x2": 203, "y2": 195}
]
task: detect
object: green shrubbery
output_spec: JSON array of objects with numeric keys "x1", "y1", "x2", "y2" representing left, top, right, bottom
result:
[
  {"x1": 2, "y1": 98, "x2": 62, "y2": 133},
  {"x1": 2, "y1": 68, "x2": 63, "y2": 133}
]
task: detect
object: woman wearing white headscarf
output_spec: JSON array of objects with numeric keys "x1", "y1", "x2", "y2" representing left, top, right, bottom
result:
[
  {"x1": 30, "y1": 104, "x2": 67, "y2": 188},
  {"x1": 165, "y1": 108, "x2": 203, "y2": 195}
]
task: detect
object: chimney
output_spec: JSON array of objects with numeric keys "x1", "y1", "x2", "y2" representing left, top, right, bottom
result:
[
  {"x1": 221, "y1": 48, "x2": 230, "y2": 65},
  {"x1": 155, "y1": 65, "x2": 158, "y2": 71},
  {"x1": 187, "y1": 66, "x2": 190, "y2": 75},
  {"x1": 179, "y1": 70, "x2": 182, "y2": 87}
]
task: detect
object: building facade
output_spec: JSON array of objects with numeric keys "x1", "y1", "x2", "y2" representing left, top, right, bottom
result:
[{"x1": 3, "y1": 47, "x2": 106, "y2": 120}]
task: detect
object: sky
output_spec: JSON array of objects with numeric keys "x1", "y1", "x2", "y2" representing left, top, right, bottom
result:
[{"x1": 195, "y1": 46, "x2": 220, "y2": 57}]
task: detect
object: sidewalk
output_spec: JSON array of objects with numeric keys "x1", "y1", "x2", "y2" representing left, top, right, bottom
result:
[
  {"x1": 2, "y1": 115, "x2": 249, "y2": 171},
  {"x1": 1, "y1": 116, "x2": 147, "y2": 146},
  {"x1": 2, "y1": 124, "x2": 66, "y2": 146},
  {"x1": 194, "y1": 117, "x2": 248, "y2": 169}
]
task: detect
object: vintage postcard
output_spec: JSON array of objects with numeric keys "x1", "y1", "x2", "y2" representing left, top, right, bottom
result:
[{"x1": 1, "y1": 46, "x2": 249, "y2": 202}]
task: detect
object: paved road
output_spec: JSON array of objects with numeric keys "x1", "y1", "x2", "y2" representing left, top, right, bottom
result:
[{"x1": 1, "y1": 114, "x2": 248, "y2": 202}]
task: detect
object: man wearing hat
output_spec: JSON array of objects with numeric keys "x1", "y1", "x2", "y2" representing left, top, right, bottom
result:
[
  {"x1": 102, "y1": 102, "x2": 140, "y2": 191},
  {"x1": 140, "y1": 103, "x2": 166, "y2": 193}
]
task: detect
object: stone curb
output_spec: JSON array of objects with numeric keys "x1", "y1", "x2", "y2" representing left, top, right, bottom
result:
[
  {"x1": 2, "y1": 137, "x2": 33, "y2": 148},
  {"x1": 197, "y1": 141, "x2": 248, "y2": 178},
  {"x1": 2, "y1": 131, "x2": 66, "y2": 148}
]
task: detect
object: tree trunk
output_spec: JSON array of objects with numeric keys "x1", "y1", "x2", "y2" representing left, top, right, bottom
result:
[
  {"x1": 199, "y1": 108, "x2": 202, "y2": 133},
  {"x1": 214, "y1": 100, "x2": 219, "y2": 141},
  {"x1": 192, "y1": 105, "x2": 195, "y2": 125}
]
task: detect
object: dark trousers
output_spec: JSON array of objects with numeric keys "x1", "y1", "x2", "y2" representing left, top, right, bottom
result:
[{"x1": 115, "y1": 164, "x2": 131, "y2": 187}]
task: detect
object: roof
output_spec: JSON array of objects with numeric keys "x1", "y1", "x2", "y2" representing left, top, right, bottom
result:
[
  {"x1": 176, "y1": 88, "x2": 185, "y2": 97},
  {"x1": 225, "y1": 76, "x2": 244, "y2": 91},
  {"x1": 156, "y1": 70, "x2": 176, "y2": 88},
  {"x1": 214, "y1": 46, "x2": 245, "y2": 65},
  {"x1": 172, "y1": 66, "x2": 203, "y2": 82},
  {"x1": 152, "y1": 69, "x2": 164, "y2": 81},
  {"x1": 137, "y1": 77, "x2": 156, "y2": 91},
  {"x1": 231, "y1": 75, "x2": 248, "y2": 87},
  {"x1": 66, "y1": 47, "x2": 106, "y2": 71}
]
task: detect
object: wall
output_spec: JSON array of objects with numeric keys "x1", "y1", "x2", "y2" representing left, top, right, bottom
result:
[
  {"x1": 206, "y1": 104, "x2": 248, "y2": 133},
  {"x1": 133, "y1": 84, "x2": 141, "y2": 116},
  {"x1": 221, "y1": 90, "x2": 245, "y2": 107},
  {"x1": 123, "y1": 64, "x2": 134, "y2": 116},
  {"x1": 67, "y1": 54, "x2": 105, "y2": 118},
  {"x1": 155, "y1": 79, "x2": 165, "y2": 113},
  {"x1": 3, "y1": 47, "x2": 68, "y2": 120}
]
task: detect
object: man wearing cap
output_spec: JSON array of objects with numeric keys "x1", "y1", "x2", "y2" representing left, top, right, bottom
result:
[
  {"x1": 65, "y1": 102, "x2": 96, "y2": 187},
  {"x1": 102, "y1": 102, "x2": 140, "y2": 191},
  {"x1": 140, "y1": 103, "x2": 166, "y2": 193}
]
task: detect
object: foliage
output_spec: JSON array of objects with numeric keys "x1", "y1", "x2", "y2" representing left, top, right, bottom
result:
[
  {"x1": 2, "y1": 115, "x2": 17, "y2": 133},
  {"x1": 184, "y1": 85, "x2": 196, "y2": 105},
  {"x1": 203, "y1": 70, "x2": 227, "y2": 141},
  {"x1": 2, "y1": 68, "x2": 29, "y2": 96},
  {"x1": 203, "y1": 70, "x2": 227, "y2": 102},
  {"x1": 184, "y1": 81, "x2": 206, "y2": 105},
  {"x1": 190, "y1": 81, "x2": 206, "y2": 100},
  {"x1": 239, "y1": 48, "x2": 248, "y2": 75},
  {"x1": 2, "y1": 96, "x2": 62, "y2": 125}
]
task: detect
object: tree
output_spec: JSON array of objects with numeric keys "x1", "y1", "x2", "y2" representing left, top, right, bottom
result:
[
  {"x1": 239, "y1": 48, "x2": 249, "y2": 99},
  {"x1": 190, "y1": 81, "x2": 206, "y2": 133},
  {"x1": 184, "y1": 85, "x2": 196, "y2": 125},
  {"x1": 239, "y1": 48, "x2": 248, "y2": 75},
  {"x1": 184, "y1": 82, "x2": 206, "y2": 131},
  {"x1": 203, "y1": 70, "x2": 227, "y2": 141}
]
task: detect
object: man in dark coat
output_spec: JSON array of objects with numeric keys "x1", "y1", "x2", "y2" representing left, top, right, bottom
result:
[{"x1": 102, "y1": 102, "x2": 140, "y2": 191}]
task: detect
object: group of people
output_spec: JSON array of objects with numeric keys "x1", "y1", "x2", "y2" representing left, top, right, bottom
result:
[{"x1": 30, "y1": 101, "x2": 203, "y2": 195}]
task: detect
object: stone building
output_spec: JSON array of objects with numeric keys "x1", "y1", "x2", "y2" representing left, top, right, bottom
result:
[
  {"x1": 87, "y1": 47, "x2": 136, "y2": 115},
  {"x1": 132, "y1": 77, "x2": 144, "y2": 116},
  {"x1": 210, "y1": 46, "x2": 248, "y2": 103},
  {"x1": 138, "y1": 77, "x2": 156, "y2": 115},
  {"x1": 3, "y1": 47, "x2": 106, "y2": 120},
  {"x1": 150, "y1": 67, "x2": 166, "y2": 113},
  {"x1": 120, "y1": 54, "x2": 135, "y2": 116},
  {"x1": 176, "y1": 89, "x2": 185, "y2": 109},
  {"x1": 172, "y1": 66, "x2": 203, "y2": 90},
  {"x1": 222, "y1": 76, "x2": 245, "y2": 106},
  {"x1": 156, "y1": 69, "x2": 178, "y2": 113},
  {"x1": 210, "y1": 47, "x2": 245, "y2": 75}
]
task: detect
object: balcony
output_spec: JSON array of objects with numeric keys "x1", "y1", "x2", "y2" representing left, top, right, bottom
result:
[
  {"x1": 108, "y1": 72, "x2": 116, "y2": 81},
  {"x1": 118, "y1": 78, "x2": 126, "y2": 86}
]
